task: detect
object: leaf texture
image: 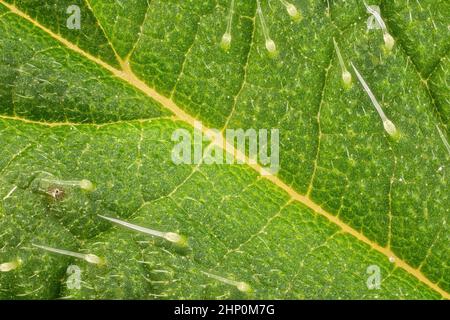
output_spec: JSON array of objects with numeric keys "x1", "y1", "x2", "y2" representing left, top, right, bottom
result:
[{"x1": 0, "y1": 0, "x2": 448, "y2": 299}]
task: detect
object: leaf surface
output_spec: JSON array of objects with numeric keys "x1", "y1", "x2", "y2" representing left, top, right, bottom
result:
[{"x1": 0, "y1": 0, "x2": 448, "y2": 299}]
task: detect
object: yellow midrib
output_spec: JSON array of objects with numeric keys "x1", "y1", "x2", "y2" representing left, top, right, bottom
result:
[{"x1": 0, "y1": 0, "x2": 448, "y2": 299}]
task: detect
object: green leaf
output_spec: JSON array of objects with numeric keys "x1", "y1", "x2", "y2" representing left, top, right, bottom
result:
[{"x1": 0, "y1": 0, "x2": 448, "y2": 299}]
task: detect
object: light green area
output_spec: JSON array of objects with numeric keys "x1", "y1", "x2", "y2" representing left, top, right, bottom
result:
[
  {"x1": 85, "y1": 0, "x2": 149, "y2": 59},
  {"x1": 4, "y1": 0, "x2": 119, "y2": 67},
  {"x1": 0, "y1": 0, "x2": 448, "y2": 299},
  {"x1": 430, "y1": 55, "x2": 449, "y2": 124}
]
